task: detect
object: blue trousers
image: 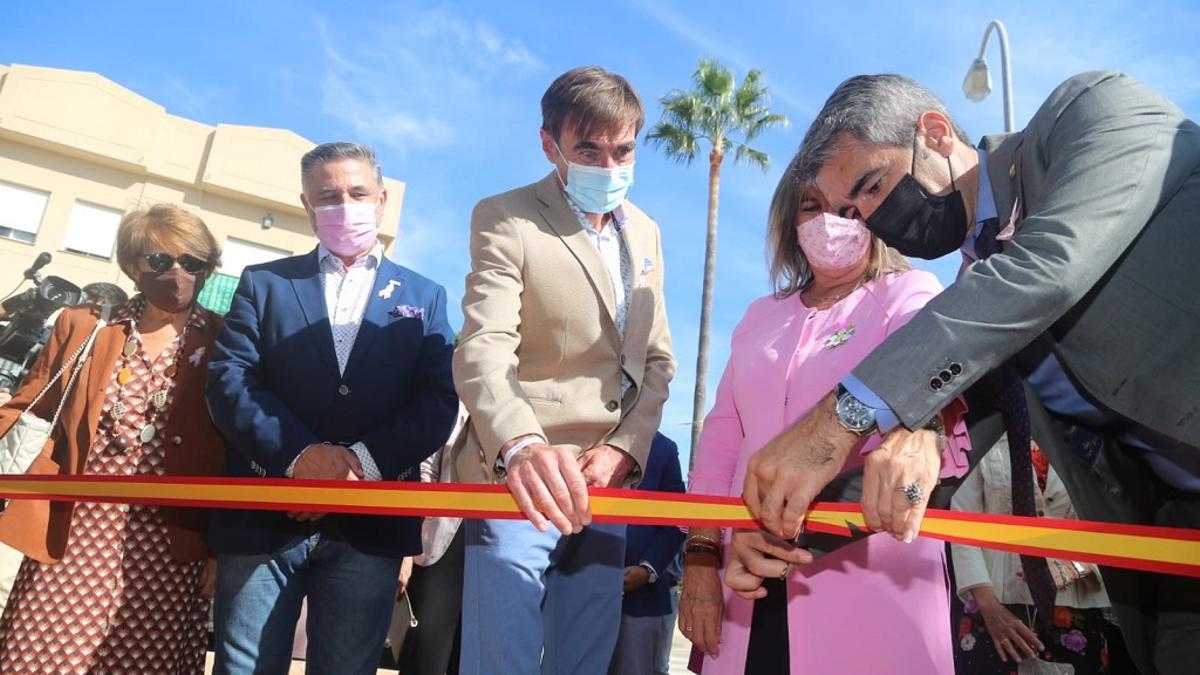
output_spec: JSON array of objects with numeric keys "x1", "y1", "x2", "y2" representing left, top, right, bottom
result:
[
  {"x1": 460, "y1": 518, "x2": 625, "y2": 675},
  {"x1": 211, "y1": 532, "x2": 402, "y2": 675}
]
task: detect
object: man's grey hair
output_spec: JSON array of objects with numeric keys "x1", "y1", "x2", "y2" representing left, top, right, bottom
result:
[
  {"x1": 300, "y1": 142, "x2": 384, "y2": 190},
  {"x1": 793, "y1": 74, "x2": 972, "y2": 184}
]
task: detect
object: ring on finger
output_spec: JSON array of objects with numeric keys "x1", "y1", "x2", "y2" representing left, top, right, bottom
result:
[
  {"x1": 898, "y1": 481, "x2": 924, "y2": 506},
  {"x1": 778, "y1": 562, "x2": 790, "y2": 580}
]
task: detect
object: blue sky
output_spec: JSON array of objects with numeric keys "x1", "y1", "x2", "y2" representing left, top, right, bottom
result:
[{"x1": 4, "y1": 1, "x2": 1198, "y2": 449}]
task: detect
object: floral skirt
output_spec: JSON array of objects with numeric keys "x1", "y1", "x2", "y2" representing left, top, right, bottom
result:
[{"x1": 954, "y1": 602, "x2": 1117, "y2": 674}]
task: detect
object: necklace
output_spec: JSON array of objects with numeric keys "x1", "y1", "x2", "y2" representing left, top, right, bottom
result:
[
  {"x1": 803, "y1": 279, "x2": 866, "y2": 307},
  {"x1": 109, "y1": 328, "x2": 187, "y2": 446}
]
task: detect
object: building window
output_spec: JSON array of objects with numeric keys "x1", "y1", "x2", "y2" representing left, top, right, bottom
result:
[
  {"x1": 196, "y1": 272, "x2": 241, "y2": 315},
  {"x1": 221, "y1": 237, "x2": 290, "y2": 278},
  {"x1": 62, "y1": 201, "x2": 123, "y2": 260},
  {"x1": 197, "y1": 238, "x2": 291, "y2": 315},
  {"x1": 0, "y1": 181, "x2": 50, "y2": 244}
]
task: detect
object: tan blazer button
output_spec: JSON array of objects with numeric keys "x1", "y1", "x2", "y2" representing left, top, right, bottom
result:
[
  {"x1": 620, "y1": 355, "x2": 626, "y2": 366},
  {"x1": 171, "y1": 436, "x2": 182, "y2": 445},
  {"x1": 605, "y1": 400, "x2": 619, "y2": 412}
]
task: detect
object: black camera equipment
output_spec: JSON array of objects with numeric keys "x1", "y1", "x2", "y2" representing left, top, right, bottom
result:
[{"x1": 0, "y1": 253, "x2": 83, "y2": 390}]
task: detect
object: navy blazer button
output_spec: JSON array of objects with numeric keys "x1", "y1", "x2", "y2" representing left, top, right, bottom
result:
[
  {"x1": 949, "y1": 362, "x2": 963, "y2": 376},
  {"x1": 929, "y1": 378, "x2": 944, "y2": 391},
  {"x1": 1008, "y1": 164, "x2": 1017, "y2": 178},
  {"x1": 338, "y1": 384, "x2": 350, "y2": 396},
  {"x1": 605, "y1": 400, "x2": 619, "y2": 412}
]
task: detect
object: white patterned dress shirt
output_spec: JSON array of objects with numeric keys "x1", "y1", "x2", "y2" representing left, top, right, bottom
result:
[
  {"x1": 565, "y1": 196, "x2": 633, "y2": 396},
  {"x1": 286, "y1": 243, "x2": 384, "y2": 481}
]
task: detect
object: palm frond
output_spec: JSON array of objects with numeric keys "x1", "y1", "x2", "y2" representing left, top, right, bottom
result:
[
  {"x1": 694, "y1": 58, "x2": 734, "y2": 101},
  {"x1": 742, "y1": 111, "x2": 789, "y2": 142},
  {"x1": 733, "y1": 144, "x2": 771, "y2": 172},
  {"x1": 734, "y1": 69, "x2": 768, "y2": 109},
  {"x1": 661, "y1": 88, "x2": 720, "y2": 140},
  {"x1": 645, "y1": 121, "x2": 701, "y2": 165}
]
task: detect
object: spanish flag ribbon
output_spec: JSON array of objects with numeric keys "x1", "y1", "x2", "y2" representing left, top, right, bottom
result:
[{"x1": 1, "y1": 474, "x2": 1197, "y2": 578}]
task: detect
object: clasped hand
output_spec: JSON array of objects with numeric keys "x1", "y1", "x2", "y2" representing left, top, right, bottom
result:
[
  {"x1": 287, "y1": 442, "x2": 363, "y2": 522},
  {"x1": 734, "y1": 395, "x2": 942, "y2": 594},
  {"x1": 505, "y1": 441, "x2": 635, "y2": 535}
]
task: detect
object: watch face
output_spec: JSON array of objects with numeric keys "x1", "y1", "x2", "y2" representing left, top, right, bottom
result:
[{"x1": 836, "y1": 394, "x2": 876, "y2": 433}]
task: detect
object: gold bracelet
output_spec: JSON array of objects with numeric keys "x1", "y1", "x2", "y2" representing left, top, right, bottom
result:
[{"x1": 684, "y1": 535, "x2": 721, "y2": 556}]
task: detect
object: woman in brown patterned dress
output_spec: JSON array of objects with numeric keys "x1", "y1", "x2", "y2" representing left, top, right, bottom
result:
[{"x1": 0, "y1": 204, "x2": 227, "y2": 673}]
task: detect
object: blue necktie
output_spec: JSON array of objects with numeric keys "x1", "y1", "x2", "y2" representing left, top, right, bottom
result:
[{"x1": 975, "y1": 218, "x2": 1058, "y2": 623}]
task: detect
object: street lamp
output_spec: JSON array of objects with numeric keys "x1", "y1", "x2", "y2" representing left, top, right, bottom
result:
[{"x1": 963, "y1": 20, "x2": 1015, "y2": 132}]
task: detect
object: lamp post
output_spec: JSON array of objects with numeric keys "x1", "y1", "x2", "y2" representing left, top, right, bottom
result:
[{"x1": 963, "y1": 20, "x2": 1015, "y2": 132}]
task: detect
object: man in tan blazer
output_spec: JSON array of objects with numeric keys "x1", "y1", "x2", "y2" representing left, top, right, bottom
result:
[{"x1": 453, "y1": 66, "x2": 675, "y2": 675}]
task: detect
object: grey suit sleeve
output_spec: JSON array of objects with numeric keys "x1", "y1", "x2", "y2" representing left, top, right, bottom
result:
[{"x1": 854, "y1": 72, "x2": 1196, "y2": 428}]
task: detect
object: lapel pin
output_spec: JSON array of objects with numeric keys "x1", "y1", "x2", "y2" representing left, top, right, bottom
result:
[
  {"x1": 187, "y1": 346, "x2": 206, "y2": 367},
  {"x1": 378, "y1": 279, "x2": 403, "y2": 300},
  {"x1": 640, "y1": 257, "x2": 655, "y2": 281}
]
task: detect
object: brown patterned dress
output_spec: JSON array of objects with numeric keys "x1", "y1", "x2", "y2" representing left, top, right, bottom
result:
[{"x1": 0, "y1": 298, "x2": 210, "y2": 674}]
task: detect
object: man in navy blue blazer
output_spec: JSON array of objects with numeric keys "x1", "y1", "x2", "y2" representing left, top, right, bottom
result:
[
  {"x1": 610, "y1": 432, "x2": 687, "y2": 675},
  {"x1": 206, "y1": 142, "x2": 457, "y2": 675}
]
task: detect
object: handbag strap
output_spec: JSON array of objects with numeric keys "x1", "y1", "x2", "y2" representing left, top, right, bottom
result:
[{"x1": 22, "y1": 306, "x2": 112, "y2": 428}]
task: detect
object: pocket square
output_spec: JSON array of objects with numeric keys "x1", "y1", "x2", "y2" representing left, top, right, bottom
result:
[
  {"x1": 389, "y1": 304, "x2": 424, "y2": 320},
  {"x1": 640, "y1": 257, "x2": 655, "y2": 278}
]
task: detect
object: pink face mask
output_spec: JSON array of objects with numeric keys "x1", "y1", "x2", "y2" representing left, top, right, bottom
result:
[
  {"x1": 313, "y1": 202, "x2": 379, "y2": 257},
  {"x1": 796, "y1": 212, "x2": 872, "y2": 271}
]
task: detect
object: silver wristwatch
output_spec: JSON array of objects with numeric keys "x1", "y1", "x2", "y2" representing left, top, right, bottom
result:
[{"x1": 834, "y1": 384, "x2": 877, "y2": 436}]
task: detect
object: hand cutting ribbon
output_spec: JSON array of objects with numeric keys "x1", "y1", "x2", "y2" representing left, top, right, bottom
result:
[{"x1": 0, "y1": 474, "x2": 1197, "y2": 578}]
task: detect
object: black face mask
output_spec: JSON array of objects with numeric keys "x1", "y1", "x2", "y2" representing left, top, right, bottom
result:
[{"x1": 865, "y1": 129, "x2": 970, "y2": 260}]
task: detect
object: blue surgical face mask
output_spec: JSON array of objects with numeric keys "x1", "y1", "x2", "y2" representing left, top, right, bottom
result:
[{"x1": 555, "y1": 143, "x2": 635, "y2": 214}]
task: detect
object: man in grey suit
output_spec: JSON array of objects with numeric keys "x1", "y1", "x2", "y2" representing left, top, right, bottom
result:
[{"x1": 731, "y1": 72, "x2": 1199, "y2": 674}]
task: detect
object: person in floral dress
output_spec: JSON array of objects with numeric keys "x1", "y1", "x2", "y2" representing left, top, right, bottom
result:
[
  {"x1": 0, "y1": 204, "x2": 227, "y2": 673},
  {"x1": 951, "y1": 438, "x2": 1134, "y2": 673}
]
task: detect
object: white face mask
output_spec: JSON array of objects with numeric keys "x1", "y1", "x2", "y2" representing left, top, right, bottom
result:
[
  {"x1": 554, "y1": 143, "x2": 634, "y2": 214},
  {"x1": 796, "y1": 212, "x2": 872, "y2": 271}
]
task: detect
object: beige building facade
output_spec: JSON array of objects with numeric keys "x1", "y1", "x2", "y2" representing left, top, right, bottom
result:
[{"x1": 0, "y1": 63, "x2": 404, "y2": 312}]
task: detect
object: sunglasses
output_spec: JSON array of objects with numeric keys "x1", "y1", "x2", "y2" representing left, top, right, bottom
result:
[{"x1": 140, "y1": 252, "x2": 211, "y2": 275}]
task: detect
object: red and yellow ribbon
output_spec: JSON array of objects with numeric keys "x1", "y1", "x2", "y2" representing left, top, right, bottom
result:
[{"x1": 1, "y1": 474, "x2": 1197, "y2": 578}]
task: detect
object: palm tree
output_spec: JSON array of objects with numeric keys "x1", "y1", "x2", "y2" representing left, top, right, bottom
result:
[{"x1": 646, "y1": 58, "x2": 788, "y2": 468}]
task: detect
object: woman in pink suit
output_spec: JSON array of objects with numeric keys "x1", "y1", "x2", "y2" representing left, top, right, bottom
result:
[{"x1": 678, "y1": 160, "x2": 969, "y2": 674}]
